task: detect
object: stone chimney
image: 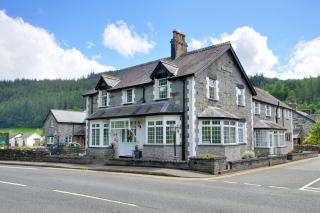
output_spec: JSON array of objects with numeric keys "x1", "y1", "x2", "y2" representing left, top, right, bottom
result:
[
  {"x1": 288, "y1": 100, "x2": 297, "y2": 111},
  {"x1": 170, "y1": 30, "x2": 188, "y2": 59}
]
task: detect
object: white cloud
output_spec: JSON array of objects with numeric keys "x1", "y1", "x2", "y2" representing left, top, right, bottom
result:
[
  {"x1": 189, "y1": 27, "x2": 279, "y2": 78},
  {"x1": 103, "y1": 20, "x2": 155, "y2": 57},
  {"x1": 0, "y1": 10, "x2": 114, "y2": 80},
  {"x1": 278, "y1": 37, "x2": 320, "y2": 79},
  {"x1": 189, "y1": 27, "x2": 320, "y2": 79},
  {"x1": 91, "y1": 53, "x2": 102, "y2": 61},
  {"x1": 86, "y1": 41, "x2": 96, "y2": 49}
]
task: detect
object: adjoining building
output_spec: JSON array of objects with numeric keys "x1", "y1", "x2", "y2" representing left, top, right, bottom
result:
[
  {"x1": 252, "y1": 88, "x2": 293, "y2": 155},
  {"x1": 43, "y1": 109, "x2": 86, "y2": 146},
  {"x1": 83, "y1": 30, "x2": 259, "y2": 161},
  {"x1": 8, "y1": 133, "x2": 42, "y2": 147},
  {"x1": 287, "y1": 100, "x2": 316, "y2": 144}
]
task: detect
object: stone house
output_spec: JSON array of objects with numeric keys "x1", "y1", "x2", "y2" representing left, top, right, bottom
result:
[
  {"x1": 83, "y1": 30, "x2": 258, "y2": 161},
  {"x1": 287, "y1": 101, "x2": 316, "y2": 144},
  {"x1": 43, "y1": 109, "x2": 86, "y2": 146},
  {"x1": 252, "y1": 88, "x2": 294, "y2": 155}
]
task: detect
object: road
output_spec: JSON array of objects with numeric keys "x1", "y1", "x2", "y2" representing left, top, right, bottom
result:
[{"x1": 0, "y1": 157, "x2": 319, "y2": 213}]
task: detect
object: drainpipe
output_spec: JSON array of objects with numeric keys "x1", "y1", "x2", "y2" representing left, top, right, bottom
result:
[
  {"x1": 181, "y1": 79, "x2": 186, "y2": 161},
  {"x1": 142, "y1": 86, "x2": 145, "y2": 103},
  {"x1": 276, "y1": 101, "x2": 280, "y2": 124}
]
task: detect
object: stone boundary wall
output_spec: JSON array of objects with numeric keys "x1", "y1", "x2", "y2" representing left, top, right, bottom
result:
[
  {"x1": 287, "y1": 151, "x2": 318, "y2": 161},
  {"x1": 228, "y1": 155, "x2": 287, "y2": 172},
  {"x1": 294, "y1": 145, "x2": 320, "y2": 153},
  {"x1": 0, "y1": 149, "x2": 93, "y2": 164}
]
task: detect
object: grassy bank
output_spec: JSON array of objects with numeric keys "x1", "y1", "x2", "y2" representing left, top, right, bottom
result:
[{"x1": 0, "y1": 128, "x2": 44, "y2": 136}]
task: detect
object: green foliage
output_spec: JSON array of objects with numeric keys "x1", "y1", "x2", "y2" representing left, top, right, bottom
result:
[
  {"x1": 0, "y1": 128, "x2": 44, "y2": 136},
  {"x1": 250, "y1": 74, "x2": 320, "y2": 113},
  {"x1": 0, "y1": 73, "x2": 101, "y2": 128},
  {"x1": 304, "y1": 121, "x2": 320, "y2": 145},
  {"x1": 197, "y1": 153, "x2": 222, "y2": 159},
  {"x1": 242, "y1": 150, "x2": 256, "y2": 159}
]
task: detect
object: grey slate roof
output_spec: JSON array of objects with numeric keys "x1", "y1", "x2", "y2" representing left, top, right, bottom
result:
[
  {"x1": 295, "y1": 110, "x2": 315, "y2": 122},
  {"x1": 254, "y1": 119, "x2": 287, "y2": 130},
  {"x1": 82, "y1": 89, "x2": 98, "y2": 97},
  {"x1": 198, "y1": 106, "x2": 240, "y2": 120},
  {"x1": 253, "y1": 87, "x2": 290, "y2": 109},
  {"x1": 87, "y1": 101, "x2": 182, "y2": 120},
  {"x1": 83, "y1": 42, "x2": 256, "y2": 95},
  {"x1": 51, "y1": 109, "x2": 86, "y2": 124}
]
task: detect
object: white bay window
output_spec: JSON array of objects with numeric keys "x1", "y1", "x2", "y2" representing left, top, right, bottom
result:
[
  {"x1": 255, "y1": 130, "x2": 286, "y2": 148},
  {"x1": 200, "y1": 120, "x2": 246, "y2": 145}
]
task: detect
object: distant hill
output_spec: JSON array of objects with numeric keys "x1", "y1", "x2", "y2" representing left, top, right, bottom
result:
[{"x1": 0, "y1": 72, "x2": 319, "y2": 128}]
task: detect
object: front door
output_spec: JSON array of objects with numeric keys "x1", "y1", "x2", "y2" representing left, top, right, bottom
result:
[
  {"x1": 269, "y1": 131, "x2": 275, "y2": 155},
  {"x1": 118, "y1": 129, "x2": 136, "y2": 156}
]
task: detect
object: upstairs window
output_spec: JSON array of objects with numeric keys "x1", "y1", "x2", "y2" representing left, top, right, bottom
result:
[
  {"x1": 277, "y1": 108, "x2": 282, "y2": 118},
  {"x1": 124, "y1": 89, "x2": 134, "y2": 104},
  {"x1": 254, "y1": 102, "x2": 261, "y2": 115},
  {"x1": 99, "y1": 90, "x2": 108, "y2": 107},
  {"x1": 207, "y1": 78, "x2": 219, "y2": 101},
  {"x1": 265, "y1": 105, "x2": 272, "y2": 117},
  {"x1": 158, "y1": 79, "x2": 168, "y2": 99},
  {"x1": 50, "y1": 119, "x2": 54, "y2": 128},
  {"x1": 236, "y1": 87, "x2": 245, "y2": 106}
]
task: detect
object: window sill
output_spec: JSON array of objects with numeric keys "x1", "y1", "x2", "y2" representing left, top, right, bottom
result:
[
  {"x1": 122, "y1": 103, "x2": 134, "y2": 105},
  {"x1": 198, "y1": 143, "x2": 244, "y2": 146},
  {"x1": 155, "y1": 98, "x2": 170, "y2": 102},
  {"x1": 208, "y1": 98, "x2": 218, "y2": 102},
  {"x1": 237, "y1": 104, "x2": 246, "y2": 107},
  {"x1": 144, "y1": 144, "x2": 181, "y2": 146}
]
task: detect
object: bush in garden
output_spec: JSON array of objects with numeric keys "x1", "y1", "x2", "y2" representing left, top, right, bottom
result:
[
  {"x1": 304, "y1": 121, "x2": 320, "y2": 145},
  {"x1": 242, "y1": 150, "x2": 255, "y2": 159}
]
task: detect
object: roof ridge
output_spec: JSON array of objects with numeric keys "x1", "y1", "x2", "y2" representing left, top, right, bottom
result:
[
  {"x1": 101, "y1": 74, "x2": 120, "y2": 80},
  {"x1": 182, "y1": 41, "x2": 231, "y2": 57},
  {"x1": 109, "y1": 57, "x2": 170, "y2": 74}
]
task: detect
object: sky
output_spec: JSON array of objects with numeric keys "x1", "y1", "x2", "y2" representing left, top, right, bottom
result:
[{"x1": 0, "y1": 0, "x2": 320, "y2": 80}]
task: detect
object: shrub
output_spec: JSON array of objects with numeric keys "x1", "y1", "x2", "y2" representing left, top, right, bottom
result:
[
  {"x1": 242, "y1": 150, "x2": 255, "y2": 159},
  {"x1": 304, "y1": 121, "x2": 320, "y2": 145},
  {"x1": 197, "y1": 153, "x2": 222, "y2": 159}
]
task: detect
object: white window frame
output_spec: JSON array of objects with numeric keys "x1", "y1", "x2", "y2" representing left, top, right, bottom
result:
[
  {"x1": 254, "y1": 130, "x2": 286, "y2": 148},
  {"x1": 90, "y1": 122, "x2": 110, "y2": 148},
  {"x1": 277, "y1": 108, "x2": 282, "y2": 118},
  {"x1": 65, "y1": 137, "x2": 73, "y2": 143},
  {"x1": 146, "y1": 116, "x2": 180, "y2": 145},
  {"x1": 154, "y1": 78, "x2": 170, "y2": 100},
  {"x1": 98, "y1": 90, "x2": 109, "y2": 107},
  {"x1": 236, "y1": 87, "x2": 245, "y2": 106},
  {"x1": 206, "y1": 77, "x2": 219, "y2": 101},
  {"x1": 265, "y1": 105, "x2": 272, "y2": 117},
  {"x1": 47, "y1": 136, "x2": 54, "y2": 144},
  {"x1": 199, "y1": 119, "x2": 247, "y2": 145},
  {"x1": 254, "y1": 102, "x2": 261, "y2": 115}
]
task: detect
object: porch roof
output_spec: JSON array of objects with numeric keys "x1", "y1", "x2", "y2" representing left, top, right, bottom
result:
[
  {"x1": 198, "y1": 106, "x2": 241, "y2": 120},
  {"x1": 87, "y1": 101, "x2": 182, "y2": 120},
  {"x1": 254, "y1": 119, "x2": 287, "y2": 130}
]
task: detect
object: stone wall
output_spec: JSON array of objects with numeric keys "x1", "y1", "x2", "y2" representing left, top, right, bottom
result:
[
  {"x1": 0, "y1": 149, "x2": 49, "y2": 161},
  {"x1": 197, "y1": 145, "x2": 247, "y2": 161},
  {"x1": 294, "y1": 145, "x2": 320, "y2": 153},
  {"x1": 43, "y1": 155, "x2": 93, "y2": 164},
  {"x1": 287, "y1": 151, "x2": 318, "y2": 161},
  {"x1": 87, "y1": 147, "x2": 114, "y2": 162},
  {"x1": 142, "y1": 145, "x2": 182, "y2": 160},
  {"x1": 193, "y1": 51, "x2": 254, "y2": 160}
]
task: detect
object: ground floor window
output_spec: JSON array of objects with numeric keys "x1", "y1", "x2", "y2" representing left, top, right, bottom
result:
[
  {"x1": 103, "y1": 124, "x2": 109, "y2": 146},
  {"x1": 91, "y1": 124, "x2": 100, "y2": 146},
  {"x1": 47, "y1": 136, "x2": 54, "y2": 144},
  {"x1": 65, "y1": 137, "x2": 72, "y2": 143},
  {"x1": 254, "y1": 130, "x2": 286, "y2": 148},
  {"x1": 147, "y1": 118, "x2": 178, "y2": 145},
  {"x1": 121, "y1": 121, "x2": 136, "y2": 143},
  {"x1": 200, "y1": 120, "x2": 246, "y2": 145}
]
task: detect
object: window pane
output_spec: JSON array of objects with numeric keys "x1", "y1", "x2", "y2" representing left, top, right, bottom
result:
[
  {"x1": 166, "y1": 126, "x2": 176, "y2": 144},
  {"x1": 212, "y1": 126, "x2": 221, "y2": 144},
  {"x1": 202, "y1": 127, "x2": 211, "y2": 144},
  {"x1": 155, "y1": 127, "x2": 163, "y2": 144},
  {"x1": 148, "y1": 127, "x2": 154, "y2": 144}
]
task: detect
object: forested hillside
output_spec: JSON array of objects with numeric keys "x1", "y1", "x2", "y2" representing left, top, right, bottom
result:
[{"x1": 0, "y1": 73, "x2": 319, "y2": 128}]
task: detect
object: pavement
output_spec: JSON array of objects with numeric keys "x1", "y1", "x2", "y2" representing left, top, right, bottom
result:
[
  {"x1": 0, "y1": 157, "x2": 319, "y2": 213},
  {"x1": 0, "y1": 160, "x2": 211, "y2": 178}
]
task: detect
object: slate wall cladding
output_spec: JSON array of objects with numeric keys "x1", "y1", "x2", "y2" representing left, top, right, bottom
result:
[
  {"x1": 193, "y1": 51, "x2": 254, "y2": 160},
  {"x1": 87, "y1": 147, "x2": 114, "y2": 161}
]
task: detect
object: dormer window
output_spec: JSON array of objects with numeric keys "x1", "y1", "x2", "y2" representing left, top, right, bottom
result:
[
  {"x1": 99, "y1": 90, "x2": 108, "y2": 107},
  {"x1": 266, "y1": 105, "x2": 272, "y2": 117},
  {"x1": 123, "y1": 88, "x2": 135, "y2": 104},
  {"x1": 50, "y1": 119, "x2": 54, "y2": 128},
  {"x1": 154, "y1": 78, "x2": 169, "y2": 100},
  {"x1": 254, "y1": 102, "x2": 261, "y2": 115}
]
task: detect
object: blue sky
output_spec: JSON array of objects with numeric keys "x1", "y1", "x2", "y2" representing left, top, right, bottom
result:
[{"x1": 0, "y1": 0, "x2": 320, "y2": 80}]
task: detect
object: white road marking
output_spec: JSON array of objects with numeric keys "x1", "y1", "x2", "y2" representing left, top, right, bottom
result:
[
  {"x1": 268, "y1": 186, "x2": 289, "y2": 190},
  {"x1": 0, "y1": 165, "x2": 37, "y2": 170},
  {"x1": 52, "y1": 190, "x2": 137, "y2": 207},
  {"x1": 244, "y1": 183, "x2": 262, "y2": 187},
  {"x1": 223, "y1": 181, "x2": 237, "y2": 184},
  {"x1": 0, "y1": 180, "x2": 27, "y2": 187},
  {"x1": 206, "y1": 179, "x2": 217, "y2": 181},
  {"x1": 299, "y1": 178, "x2": 320, "y2": 193}
]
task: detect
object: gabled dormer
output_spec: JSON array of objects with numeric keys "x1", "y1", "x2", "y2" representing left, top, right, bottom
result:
[
  {"x1": 95, "y1": 74, "x2": 120, "y2": 108},
  {"x1": 150, "y1": 61, "x2": 177, "y2": 100}
]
